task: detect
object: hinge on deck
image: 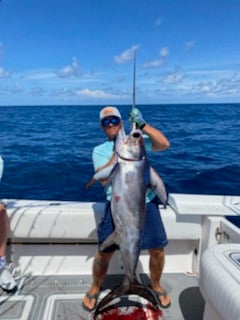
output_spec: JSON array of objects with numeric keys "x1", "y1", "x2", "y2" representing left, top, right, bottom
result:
[{"x1": 215, "y1": 227, "x2": 230, "y2": 243}]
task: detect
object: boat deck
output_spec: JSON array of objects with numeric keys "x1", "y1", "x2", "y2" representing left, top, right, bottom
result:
[
  {"x1": 0, "y1": 273, "x2": 205, "y2": 320},
  {"x1": 3, "y1": 195, "x2": 240, "y2": 319}
]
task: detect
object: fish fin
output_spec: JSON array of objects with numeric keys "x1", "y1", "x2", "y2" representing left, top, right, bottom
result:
[
  {"x1": 149, "y1": 167, "x2": 168, "y2": 207},
  {"x1": 86, "y1": 164, "x2": 116, "y2": 190},
  {"x1": 94, "y1": 277, "x2": 159, "y2": 316},
  {"x1": 93, "y1": 164, "x2": 115, "y2": 181},
  {"x1": 100, "y1": 230, "x2": 120, "y2": 252},
  {"x1": 85, "y1": 178, "x2": 95, "y2": 189},
  {"x1": 103, "y1": 163, "x2": 119, "y2": 192}
]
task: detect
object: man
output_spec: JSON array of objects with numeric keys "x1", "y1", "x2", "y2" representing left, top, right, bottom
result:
[
  {"x1": 82, "y1": 106, "x2": 171, "y2": 311},
  {"x1": 0, "y1": 156, "x2": 17, "y2": 293}
]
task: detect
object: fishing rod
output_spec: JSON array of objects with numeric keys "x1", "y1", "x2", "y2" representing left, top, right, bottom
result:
[
  {"x1": 132, "y1": 51, "x2": 136, "y2": 110},
  {"x1": 132, "y1": 51, "x2": 137, "y2": 130}
]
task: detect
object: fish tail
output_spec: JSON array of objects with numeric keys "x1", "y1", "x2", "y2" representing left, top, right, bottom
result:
[
  {"x1": 94, "y1": 286, "x2": 121, "y2": 316},
  {"x1": 93, "y1": 277, "x2": 159, "y2": 317},
  {"x1": 129, "y1": 278, "x2": 160, "y2": 308}
]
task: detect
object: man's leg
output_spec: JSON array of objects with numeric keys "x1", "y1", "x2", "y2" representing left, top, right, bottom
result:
[
  {"x1": 82, "y1": 251, "x2": 114, "y2": 310},
  {"x1": 149, "y1": 248, "x2": 171, "y2": 307},
  {"x1": 0, "y1": 204, "x2": 17, "y2": 293},
  {"x1": 0, "y1": 204, "x2": 8, "y2": 257}
]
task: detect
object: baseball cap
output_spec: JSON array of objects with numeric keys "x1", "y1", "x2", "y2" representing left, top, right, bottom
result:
[{"x1": 99, "y1": 106, "x2": 122, "y2": 120}]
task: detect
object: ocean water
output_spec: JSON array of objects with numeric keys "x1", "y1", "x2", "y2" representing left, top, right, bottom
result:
[{"x1": 0, "y1": 104, "x2": 239, "y2": 212}]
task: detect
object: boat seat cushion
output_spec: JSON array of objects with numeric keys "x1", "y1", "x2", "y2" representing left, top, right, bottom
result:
[{"x1": 6, "y1": 199, "x2": 201, "y2": 242}]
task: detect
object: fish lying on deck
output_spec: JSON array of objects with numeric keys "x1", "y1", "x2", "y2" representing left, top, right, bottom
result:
[{"x1": 88, "y1": 125, "x2": 167, "y2": 317}]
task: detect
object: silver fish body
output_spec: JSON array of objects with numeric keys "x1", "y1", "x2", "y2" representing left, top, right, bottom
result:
[
  {"x1": 101, "y1": 129, "x2": 148, "y2": 281},
  {"x1": 94, "y1": 127, "x2": 166, "y2": 315}
]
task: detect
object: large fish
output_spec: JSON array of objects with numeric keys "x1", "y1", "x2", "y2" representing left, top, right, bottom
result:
[{"x1": 90, "y1": 124, "x2": 167, "y2": 316}]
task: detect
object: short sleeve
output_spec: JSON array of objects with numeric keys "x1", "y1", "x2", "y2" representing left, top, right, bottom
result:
[{"x1": 92, "y1": 141, "x2": 114, "y2": 172}]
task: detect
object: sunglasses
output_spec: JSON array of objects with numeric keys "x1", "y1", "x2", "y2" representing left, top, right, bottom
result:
[{"x1": 101, "y1": 116, "x2": 121, "y2": 127}]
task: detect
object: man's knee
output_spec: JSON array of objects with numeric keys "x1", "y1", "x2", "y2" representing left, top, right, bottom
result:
[
  {"x1": 149, "y1": 248, "x2": 165, "y2": 258},
  {"x1": 96, "y1": 251, "x2": 114, "y2": 263},
  {"x1": 0, "y1": 204, "x2": 6, "y2": 213},
  {"x1": 0, "y1": 205, "x2": 8, "y2": 226}
]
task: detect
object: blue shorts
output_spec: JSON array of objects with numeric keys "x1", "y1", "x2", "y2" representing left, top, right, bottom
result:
[{"x1": 97, "y1": 197, "x2": 168, "y2": 253}]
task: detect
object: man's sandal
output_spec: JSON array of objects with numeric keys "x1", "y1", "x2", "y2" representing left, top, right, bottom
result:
[
  {"x1": 82, "y1": 291, "x2": 99, "y2": 312},
  {"x1": 152, "y1": 289, "x2": 171, "y2": 309}
]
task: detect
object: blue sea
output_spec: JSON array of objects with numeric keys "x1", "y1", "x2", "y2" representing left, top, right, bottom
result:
[{"x1": 0, "y1": 104, "x2": 240, "y2": 224}]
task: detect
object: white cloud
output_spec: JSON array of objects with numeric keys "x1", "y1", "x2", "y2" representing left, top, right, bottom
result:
[
  {"x1": 57, "y1": 57, "x2": 81, "y2": 78},
  {"x1": 199, "y1": 75, "x2": 240, "y2": 97},
  {"x1": 0, "y1": 66, "x2": 11, "y2": 78},
  {"x1": 143, "y1": 59, "x2": 165, "y2": 68},
  {"x1": 160, "y1": 47, "x2": 169, "y2": 57},
  {"x1": 24, "y1": 70, "x2": 56, "y2": 80},
  {"x1": 143, "y1": 47, "x2": 169, "y2": 69},
  {"x1": 168, "y1": 73, "x2": 240, "y2": 99},
  {"x1": 0, "y1": 84, "x2": 23, "y2": 94},
  {"x1": 114, "y1": 45, "x2": 140, "y2": 64},
  {"x1": 29, "y1": 87, "x2": 46, "y2": 96},
  {"x1": 50, "y1": 87, "x2": 73, "y2": 97},
  {"x1": 75, "y1": 88, "x2": 120, "y2": 99},
  {"x1": 163, "y1": 68, "x2": 184, "y2": 84}
]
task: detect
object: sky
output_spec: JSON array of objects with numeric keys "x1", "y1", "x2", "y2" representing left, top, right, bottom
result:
[{"x1": 0, "y1": 0, "x2": 240, "y2": 106}]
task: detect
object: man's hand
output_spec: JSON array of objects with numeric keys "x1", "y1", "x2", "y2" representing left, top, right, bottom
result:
[{"x1": 129, "y1": 108, "x2": 146, "y2": 129}]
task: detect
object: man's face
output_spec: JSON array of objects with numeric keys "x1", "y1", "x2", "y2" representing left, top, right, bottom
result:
[{"x1": 101, "y1": 116, "x2": 122, "y2": 141}]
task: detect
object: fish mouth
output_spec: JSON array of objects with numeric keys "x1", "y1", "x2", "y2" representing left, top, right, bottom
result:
[
  {"x1": 129, "y1": 129, "x2": 143, "y2": 143},
  {"x1": 132, "y1": 131, "x2": 141, "y2": 138},
  {"x1": 130, "y1": 129, "x2": 142, "y2": 137}
]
